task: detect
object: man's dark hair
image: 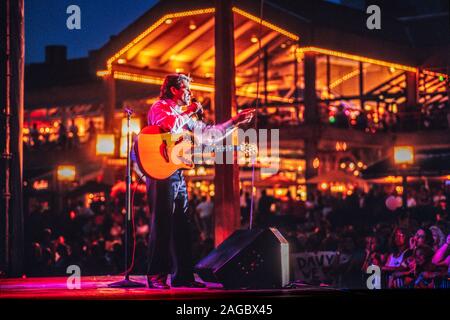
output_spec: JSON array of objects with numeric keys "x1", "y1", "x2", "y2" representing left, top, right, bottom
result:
[{"x1": 160, "y1": 73, "x2": 191, "y2": 99}]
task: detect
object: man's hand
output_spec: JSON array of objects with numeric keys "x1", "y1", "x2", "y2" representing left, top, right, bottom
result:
[
  {"x1": 232, "y1": 108, "x2": 255, "y2": 126},
  {"x1": 186, "y1": 101, "x2": 202, "y2": 114}
]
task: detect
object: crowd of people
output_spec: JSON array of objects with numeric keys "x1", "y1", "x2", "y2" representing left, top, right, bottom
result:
[
  {"x1": 254, "y1": 185, "x2": 450, "y2": 289},
  {"x1": 25, "y1": 181, "x2": 449, "y2": 289},
  {"x1": 255, "y1": 102, "x2": 450, "y2": 133},
  {"x1": 26, "y1": 119, "x2": 97, "y2": 150}
]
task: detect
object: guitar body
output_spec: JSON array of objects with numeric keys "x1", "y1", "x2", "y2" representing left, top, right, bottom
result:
[{"x1": 134, "y1": 125, "x2": 194, "y2": 180}]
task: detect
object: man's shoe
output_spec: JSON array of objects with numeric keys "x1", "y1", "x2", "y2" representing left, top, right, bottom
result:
[
  {"x1": 171, "y1": 280, "x2": 206, "y2": 288},
  {"x1": 147, "y1": 275, "x2": 169, "y2": 289}
]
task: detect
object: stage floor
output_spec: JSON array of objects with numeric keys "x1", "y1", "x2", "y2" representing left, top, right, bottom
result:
[{"x1": 0, "y1": 275, "x2": 336, "y2": 300}]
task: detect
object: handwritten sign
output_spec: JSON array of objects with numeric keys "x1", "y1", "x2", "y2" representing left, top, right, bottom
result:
[{"x1": 292, "y1": 251, "x2": 350, "y2": 284}]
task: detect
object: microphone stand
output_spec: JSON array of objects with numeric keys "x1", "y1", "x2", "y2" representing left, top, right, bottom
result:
[{"x1": 108, "y1": 107, "x2": 145, "y2": 288}]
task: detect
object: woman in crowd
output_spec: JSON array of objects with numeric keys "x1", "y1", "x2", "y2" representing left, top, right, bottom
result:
[
  {"x1": 432, "y1": 234, "x2": 450, "y2": 269},
  {"x1": 429, "y1": 226, "x2": 446, "y2": 252},
  {"x1": 413, "y1": 245, "x2": 447, "y2": 288},
  {"x1": 413, "y1": 228, "x2": 434, "y2": 248},
  {"x1": 382, "y1": 227, "x2": 412, "y2": 288},
  {"x1": 361, "y1": 234, "x2": 386, "y2": 272}
]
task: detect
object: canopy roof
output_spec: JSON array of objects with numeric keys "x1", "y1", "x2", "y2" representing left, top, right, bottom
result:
[{"x1": 92, "y1": 0, "x2": 448, "y2": 106}]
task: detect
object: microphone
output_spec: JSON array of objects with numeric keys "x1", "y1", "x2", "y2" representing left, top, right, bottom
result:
[
  {"x1": 124, "y1": 106, "x2": 134, "y2": 116},
  {"x1": 191, "y1": 98, "x2": 203, "y2": 116}
]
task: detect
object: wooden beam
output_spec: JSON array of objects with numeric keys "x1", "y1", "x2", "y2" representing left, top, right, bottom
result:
[
  {"x1": 192, "y1": 20, "x2": 254, "y2": 70},
  {"x1": 237, "y1": 37, "x2": 286, "y2": 72},
  {"x1": 126, "y1": 22, "x2": 171, "y2": 61},
  {"x1": 235, "y1": 31, "x2": 278, "y2": 66},
  {"x1": 159, "y1": 17, "x2": 215, "y2": 65},
  {"x1": 103, "y1": 74, "x2": 116, "y2": 132}
]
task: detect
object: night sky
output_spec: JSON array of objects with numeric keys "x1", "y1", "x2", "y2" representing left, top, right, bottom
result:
[{"x1": 25, "y1": 0, "x2": 158, "y2": 63}]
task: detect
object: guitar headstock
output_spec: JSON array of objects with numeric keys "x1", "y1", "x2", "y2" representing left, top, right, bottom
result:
[{"x1": 239, "y1": 143, "x2": 258, "y2": 157}]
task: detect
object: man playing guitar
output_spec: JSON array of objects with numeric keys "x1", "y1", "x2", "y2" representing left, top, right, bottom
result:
[{"x1": 146, "y1": 73, "x2": 254, "y2": 289}]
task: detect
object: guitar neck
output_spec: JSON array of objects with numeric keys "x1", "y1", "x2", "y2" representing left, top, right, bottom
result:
[{"x1": 202, "y1": 145, "x2": 242, "y2": 153}]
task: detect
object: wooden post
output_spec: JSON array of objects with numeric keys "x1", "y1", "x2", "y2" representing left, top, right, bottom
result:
[
  {"x1": 263, "y1": 47, "x2": 268, "y2": 105},
  {"x1": 326, "y1": 55, "x2": 331, "y2": 106},
  {"x1": 293, "y1": 50, "x2": 299, "y2": 122},
  {"x1": 405, "y1": 70, "x2": 418, "y2": 129},
  {"x1": 406, "y1": 71, "x2": 418, "y2": 108},
  {"x1": 0, "y1": 0, "x2": 24, "y2": 276},
  {"x1": 213, "y1": 0, "x2": 240, "y2": 246},
  {"x1": 304, "y1": 52, "x2": 318, "y2": 124},
  {"x1": 303, "y1": 52, "x2": 319, "y2": 181},
  {"x1": 104, "y1": 73, "x2": 116, "y2": 133},
  {"x1": 359, "y1": 61, "x2": 364, "y2": 110}
]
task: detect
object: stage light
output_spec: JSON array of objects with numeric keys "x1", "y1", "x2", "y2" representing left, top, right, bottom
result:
[
  {"x1": 96, "y1": 134, "x2": 115, "y2": 156},
  {"x1": 250, "y1": 35, "x2": 258, "y2": 43},
  {"x1": 394, "y1": 146, "x2": 414, "y2": 166},
  {"x1": 189, "y1": 20, "x2": 197, "y2": 30},
  {"x1": 165, "y1": 18, "x2": 173, "y2": 24},
  {"x1": 57, "y1": 165, "x2": 76, "y2": 182}
]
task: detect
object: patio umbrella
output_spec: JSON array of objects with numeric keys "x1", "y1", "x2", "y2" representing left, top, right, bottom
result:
[
  {"x1": 255, "y1": 173, "x2": 298, "y2": 187},
  {"x1": 307, "y1": 170, "x2": 367, "y2": 186}
]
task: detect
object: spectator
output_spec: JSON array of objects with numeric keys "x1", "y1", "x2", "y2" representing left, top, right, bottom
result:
[
  {"x1": 58, "y1": 122, "x2": 68, "y2": 149},
  {"x1": 196, "y1": 196, "x2": 214, "y2": 239},
  {"x1": 429, "y1": 225, "x2": 446, "y2": 251},
  {"x1": 68, "y1": 118, "x2": 79, "y2": 148},
  {"x1": 355, "y1": 112, "x2": 368, "y2": 131},
  {"x1": 413, "y1": 245, "x2": 447, "y2": 288},
  {"x1": 334, "y1": 104, "x2": 349, "y2": 129},
  {"x1": 30, "y1": 123, "x2": 40, "y2": 148},
  {"x1": 87, "y1": 119, "x2": 97, "y2": 142},
  {"x1": 362, "y1": 235, "x2": 386, "y2": 271},
  {"x1": 240, "y1": 190, "x2": 250, "y2": 225},
  {"x1": 257, "y1": 189, "x2": 275, "y2": 227},
  {"x1": 432, "y1": 234, "x2": 450, "y2": 268},
  {"x1": 413, "y1": 228, "x2": 434, "y2": 248},
  {"x1": 383, "y1": 227, "x2": 411, "y2": 288}
]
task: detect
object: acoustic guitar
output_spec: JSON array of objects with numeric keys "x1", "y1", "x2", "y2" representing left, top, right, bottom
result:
[{"x1": 134, "y1": 125, "x2": 257, "y2": 180}]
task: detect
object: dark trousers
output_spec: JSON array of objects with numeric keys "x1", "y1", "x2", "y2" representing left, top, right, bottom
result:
[{"x1": 146, "y1": 171, "x2": 195, "y2": 283}]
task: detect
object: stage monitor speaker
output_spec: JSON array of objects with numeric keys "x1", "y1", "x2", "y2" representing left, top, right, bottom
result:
[{"x1": 195, "y1": 228, "x2": 289, "y2": 289}]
